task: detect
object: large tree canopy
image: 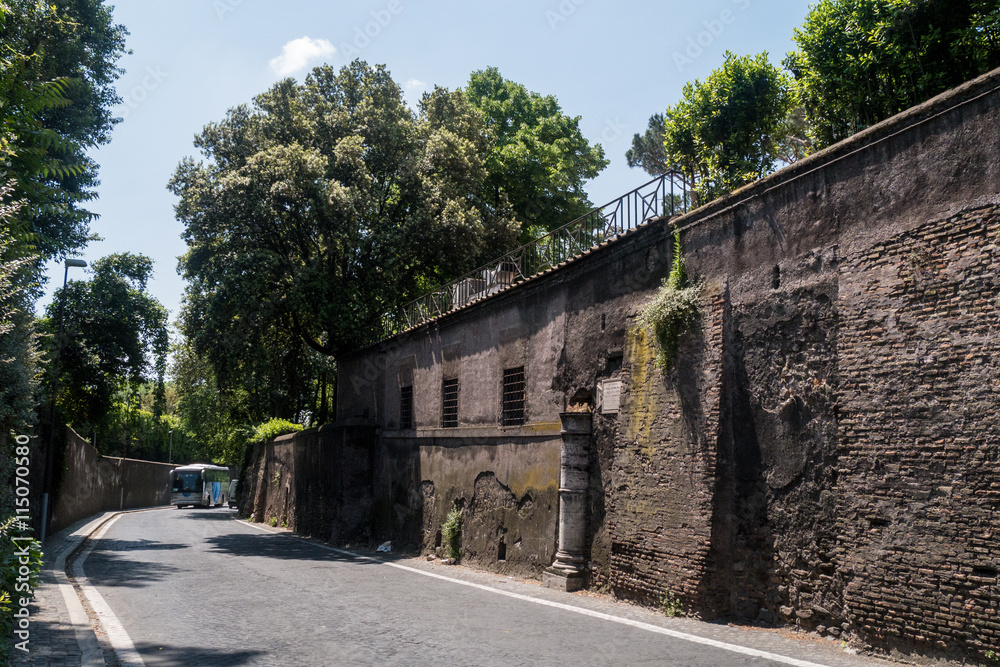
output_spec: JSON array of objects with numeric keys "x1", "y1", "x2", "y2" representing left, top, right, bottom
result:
[
  {"x1": 171, "y1": 61, "x2": 520, "y2": 367},
  {"x1": 785, "y1": 0, "x2": 1000, "y2": 146},
  {"x1": 0, "y1": 0, "x2": 128, "y2": 261},
  {"x1": 463, "y1": 67, "x2": 608, "y2": 239},
  {"x1": 44, "y1": 253, "x2": 169, "y2": 433}
]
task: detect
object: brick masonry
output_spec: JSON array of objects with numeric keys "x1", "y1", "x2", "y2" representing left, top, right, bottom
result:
[
  {"x1": 248, "y1": 67, "x2": 1000, "y2": 662},
  {"x1": 834, "y1": 204, "x2": 1000, "y2": 655}
]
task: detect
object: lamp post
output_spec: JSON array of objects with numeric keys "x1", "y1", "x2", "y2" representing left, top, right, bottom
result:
[
  {"x1": 40, "y1": 258, "x2": 87, "y2": 544},
  {"x1": 168, "y1": 429, "x2": 173, "y2": 464}
]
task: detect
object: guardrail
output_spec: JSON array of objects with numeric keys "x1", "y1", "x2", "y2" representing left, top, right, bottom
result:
[{"x1": 363, "y1": 171, "x2": 690, "y2": 346}]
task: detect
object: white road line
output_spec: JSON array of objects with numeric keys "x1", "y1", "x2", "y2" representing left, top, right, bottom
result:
[
  {"x1": 240, "y1": 522, "x2": 831, "y2": 667},
  {"x1": 52, "y1": 517, "x2": 108, "y2": 667},
  {"x1": 73, "y1": 513, "x2": 146, "y2": 666}
]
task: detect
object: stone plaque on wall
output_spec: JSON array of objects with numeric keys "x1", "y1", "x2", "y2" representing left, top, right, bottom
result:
[{"x1": 598, "y1": 378, "x2": 622, "y2": 414}]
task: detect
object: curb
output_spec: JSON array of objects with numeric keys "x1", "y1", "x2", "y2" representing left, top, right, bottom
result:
[{"x1": 41, "y1": 507, "x2": 169, "y2": 666}]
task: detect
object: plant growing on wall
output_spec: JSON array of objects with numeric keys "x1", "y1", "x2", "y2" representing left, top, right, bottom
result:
[
  {"x1": 635, "y1": 228, "x2": 702, "y2": 370},
  {"x1": 441, "y1": 506, "x2": 462, "y2": 560},
  {"x1": 250, "y1": 418, "x2": 304, "y2": 444},
  {"x1": 658, "y1": 590, "x2": 684, "y2": 617}
]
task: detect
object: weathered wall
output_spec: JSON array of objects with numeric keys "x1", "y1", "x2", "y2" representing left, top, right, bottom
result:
[
  {"x1": 252, "y1": 67, "x2": 1000, "y2": 661},
  {"x1": 240, "y1": 424, "x2": 560, "y2": 578},
  {"x1": 50, "y1": 427, "x2": 175, "y2": 535},
  {"x1": 239, "y1": 424, "x2": 377, "y2": 542}
]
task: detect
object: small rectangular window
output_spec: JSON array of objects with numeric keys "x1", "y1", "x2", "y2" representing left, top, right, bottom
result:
[
  {"x1": 501, "y1": 366, "x2": 526, "y2": 426},
  {"x1": 442, "y1": 378, "x2": 459, "y2": 428},
  {"x1": 399, "y1": 385, "x2": 413, "y2": 430}
]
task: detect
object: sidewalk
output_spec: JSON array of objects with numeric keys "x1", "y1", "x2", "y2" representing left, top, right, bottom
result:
[{"x1": 10, "y1": 513, "x2": 117, "y2": 667}]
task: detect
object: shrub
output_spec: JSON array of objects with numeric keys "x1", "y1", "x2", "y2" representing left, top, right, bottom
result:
[
  {"x1": 0, "y1": 516, "x2": 43, "y2": 661},
  {"x1": 658, "y1": 590, "x2": 684, "y2": 617},
  {"x1": 249, "y1": 418, "x2": 303, "y2": 444},
  {"x1": 635, "y1": 229, "x2": 701, "y2": 370},
  {"x1": 441, "y1": 506, "x2": 462, "y2": 560}
]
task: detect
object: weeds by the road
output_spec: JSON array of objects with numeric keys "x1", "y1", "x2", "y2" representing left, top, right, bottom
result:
[
  {"x1": 441, "y1": 507, "x2": 462, "y2": 561},
  {"x1": 658, "y1": 590, "x2": 684, "y2": 617}
]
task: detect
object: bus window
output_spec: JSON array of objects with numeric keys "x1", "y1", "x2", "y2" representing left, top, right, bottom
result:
[{"x1": 172, "y1": 472, "x2": 202, "y2": 493}]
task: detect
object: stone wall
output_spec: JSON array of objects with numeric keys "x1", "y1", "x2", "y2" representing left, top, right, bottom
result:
[
  {"x1": 255, "y1": 67, "x2": 1000, "y2": 661},
  {"x1": 49, "y1": 427, "x2": 176, "y2": 535},
  {"x1": 239, "y1": 424, "x2": 377, "y2": 543}
]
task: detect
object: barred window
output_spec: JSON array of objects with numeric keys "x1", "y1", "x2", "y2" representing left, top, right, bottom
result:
[
  {"x1": 501, "y1": 366, "x2": 526, "y2": 426},
  {"x1": 441, "y1": 378, "x2": 459, "y2": 428},
  {"x1": 399, "y1": 385, "x2": 413, "y2": 430}
]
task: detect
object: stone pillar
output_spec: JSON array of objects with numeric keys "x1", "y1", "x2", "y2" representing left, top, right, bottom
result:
[{"x1": 543, "y1": 411, "x2": 593, "y2": 592}]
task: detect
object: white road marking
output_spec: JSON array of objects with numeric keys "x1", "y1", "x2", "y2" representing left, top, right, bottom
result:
[
  {"x1": 52, "y1": 516, "x2": 109, "y2": 667},
  {"x1": 241, "y1": 521, "x2": 832, "y2": 667},
  {"x1": 73, "y1": 513, "x2": 146, "y2": 666}
]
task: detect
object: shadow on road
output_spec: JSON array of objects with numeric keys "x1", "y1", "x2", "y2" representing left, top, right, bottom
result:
[
  {"x1": 91, "y1": 538, "x2": 189, "y2": 551},
  {"x1": 206, "y1": 531, "x2": 391, "y2": 566},
  {"x1": 83, "y1": 550, "x2": 183, "y2": 588},
  {"x1": 133, "y1": 641, "x2": 267, "y2": 666},
  {"x1": 175, "y1": 509, "x2": 239, "y2": 521}
]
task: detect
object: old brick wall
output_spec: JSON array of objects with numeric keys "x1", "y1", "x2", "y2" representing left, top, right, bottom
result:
[
  {"x1": 262, "y1": 67, "x2": 1000, "y2": 661},
  {"x1": 588, "y1": 291, "x2": 727, "y2": 612},
  {"x1": 835, "y1": 204, "x2": 1000, "y2": 656}
]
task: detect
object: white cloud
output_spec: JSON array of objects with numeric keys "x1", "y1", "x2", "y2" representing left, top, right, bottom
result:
[
  {"x1": 405, "y1": 79, "x2": 426, "y2": 90},
  {"x1": 269, "y1": 37, "x2": 336, "y2": 77}
]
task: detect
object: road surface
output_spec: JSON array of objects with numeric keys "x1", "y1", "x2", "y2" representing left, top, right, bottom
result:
[{"x1": 80, "y1": 508, "x2": 899, "y2": 667}]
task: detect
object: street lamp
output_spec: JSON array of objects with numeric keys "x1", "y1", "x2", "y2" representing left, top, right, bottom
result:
[
  {"x1": 168, "y1": 429, "x2": 173, "y2": 464},
  {"x1": 40, "y1": 258, "x2": 87, "y2": 544}
]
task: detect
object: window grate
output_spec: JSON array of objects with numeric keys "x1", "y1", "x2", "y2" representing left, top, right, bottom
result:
[
  {"x1": 441, "y1": 378, "x2": 459, "y2": 428},
  {"x1": 399, "y1": 385, "x2": 413, "y2": 430},
  {"x1": 501, "y1": 367, "x2": 526, "y2": 426}
]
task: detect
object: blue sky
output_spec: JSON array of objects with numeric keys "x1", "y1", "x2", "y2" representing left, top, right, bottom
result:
[{"x1": 37, "y1": 0, "x2": 813, "y2": 328}]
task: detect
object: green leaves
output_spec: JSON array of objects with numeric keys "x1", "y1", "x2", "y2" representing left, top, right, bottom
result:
[
  {"x1": 635, "y1": 229, "x2": 702, "y2": 371},
  {"x1": 0, "y1": 0, "x2": 127, "y2": 262},
  {"x1": 463, "y1": 67, "x2": 608, "y2": 240},
  {"x1": 173, "y1": 61, "x2": 526, "y2": 365},
  {"x1": 660, "y1": 52, "x2": 797, "y2": 203},
  {"x1": 44, "y1": 253, "x2": 169, "y2": 435},
  {"x1": 786, "y1": 0, "x2": 1000, "y2": 146}
]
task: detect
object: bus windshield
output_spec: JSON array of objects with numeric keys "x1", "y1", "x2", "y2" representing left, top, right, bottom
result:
[{"x1": 172, "y1": 472, "x2": 202, "y2": 493}]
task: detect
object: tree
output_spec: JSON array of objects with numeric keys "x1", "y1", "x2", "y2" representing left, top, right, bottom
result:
[
  {"x1": 463, "y1": 67, "x2": 609, "y2": 239},
  {"x1": 171, "y1": 61, "x2": 520, "y2": 366},
  {"x1": 0, "y1": 0, "x2": 128, "y2": 262},
  {"x1": 43, "y1": 253, "x2": 169, "y2": 443},
  {"x1": 659, "y1": 52, "x2": 796, "y2": 202},
  {"x1": 625, "y1": 113, "x2": 669, "y2": 177},
  {"x1": 0, "y1": 193, "x2": 41, "y2": 438},
  {"x1": 785, "y1": 0, "x2": 1000, "y2": 147}
]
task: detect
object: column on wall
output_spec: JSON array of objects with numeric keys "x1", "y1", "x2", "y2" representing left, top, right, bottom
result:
[{"x1": 543, "y1": 411, "x2": 593, "y2": 592}]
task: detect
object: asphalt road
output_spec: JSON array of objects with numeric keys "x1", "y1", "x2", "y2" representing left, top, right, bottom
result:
[{"x1": 81, "y1": 508, "x2": 899, "y2": 667}]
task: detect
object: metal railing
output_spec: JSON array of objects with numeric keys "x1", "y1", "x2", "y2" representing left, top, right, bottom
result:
[{"x1": 363, "y1": 172, "x2": 690, "y2": 347}]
